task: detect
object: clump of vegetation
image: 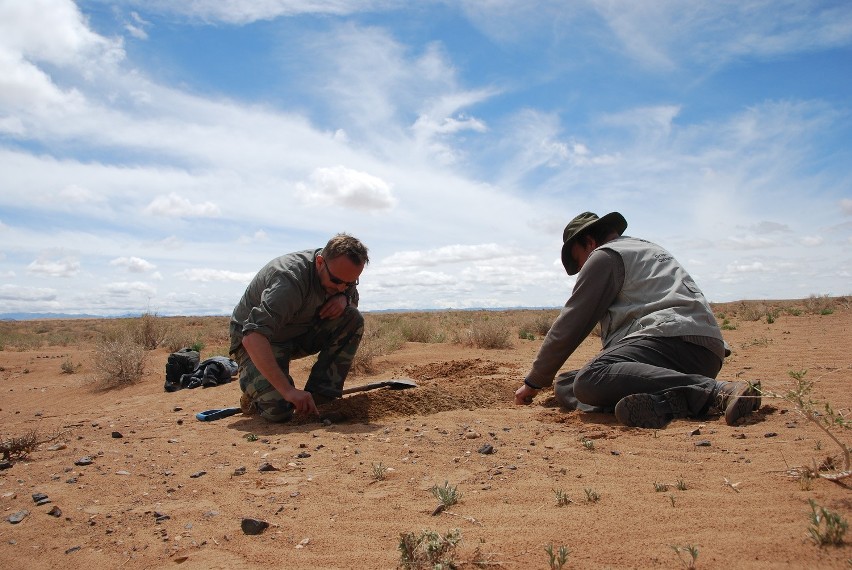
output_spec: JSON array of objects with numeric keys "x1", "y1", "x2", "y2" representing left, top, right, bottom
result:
[
  {"x1": 398, "y1": 528, "x2": 461, "y2": 570},
  {"x1": 60, "y1": 357, "x2": 80, "y2": 374},
  {"x1": 1, "y1": 429, "x2": 65, "y2": 461},
  {"x1": 458, "y1": 319, "x2": 512, "y2": 349},
  {"x1": 431, "y1": 481, "x2": 462, "y2": 512},
  {"x1": 91, "y1": 333, "x2": 147, "y2": 387},
  {"x1": 584, "y1": 488, "x2": 600, "y2": 503},
  {"x1": 807, "y1": 499, "x2": 848, "y2": 546},
  {"x1": 553, "y1": 489, "x2": 572, "y2": 507},
  {"x1": 654, "y1": 481, "x2": 669, "y2": 492},
  {"x1": 133, "y1": 311, "x2": 171, "y2": 350},
  {"x1": 779, "y1": 370, "x2": 851, "y2": 482},
  {"x1": 671, "y1": 544, "x2": 699, "y2": 569},
  {"x1": 545, "y1": 543, "x2": 570, "y2": 569},
  {"x1": 580, "y1": 437, "x2": 595, "y2": 451},
  {"x1": 372, "y1": 462, "x2": 388, "y2": 481}
]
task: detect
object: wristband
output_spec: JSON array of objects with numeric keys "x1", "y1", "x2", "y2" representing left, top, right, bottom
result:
[{"x1": 524, "y1": 379, "x2": 541, "y2": 390}]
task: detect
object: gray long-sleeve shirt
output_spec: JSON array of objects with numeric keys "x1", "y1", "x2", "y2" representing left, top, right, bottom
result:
[{"x1": 525, "y1": 244, "x2": 724, "y2": 389}]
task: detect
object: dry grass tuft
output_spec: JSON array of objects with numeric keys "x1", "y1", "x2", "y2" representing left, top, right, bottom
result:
[{"x1": 91, "y1": 333, "x2": 148, "y2": 387}]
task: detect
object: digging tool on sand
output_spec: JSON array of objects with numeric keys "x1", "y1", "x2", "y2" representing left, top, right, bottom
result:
[{"x1": 195, "y1": 378, "x2": 418, "y2": 421}]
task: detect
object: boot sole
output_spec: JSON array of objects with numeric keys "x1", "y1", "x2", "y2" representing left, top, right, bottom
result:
[{"x1": 615, "y1": 394, "x2": 672, "y2": 429}]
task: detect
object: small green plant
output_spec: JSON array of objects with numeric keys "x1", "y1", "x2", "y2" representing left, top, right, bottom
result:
[
  {"x1": 518, "y1": 330, "x2": 535, "y2": 340},
  {"x1": 372, "y1": 462, "x2": 388, "y2": 481},
  {"x1": 544, "y1": 543, "x2": 570, "y2": 570},
  {"x1": 799, "y1": 471, "x2": 813, "y2": 491},
  {"x1": 654, "y1": 481, "x2": 669, "y2": 492},
  {"x1": 584, "y1": 488, "x2": 600, "y2": 503},
  {"x1": 669, "y1": 494, "x2": 676, "y2": 507},
  {"x1": 807, "y1": 499, "x2": 848, "y2": 546},
  {"x1": 676, "y1": 479, "x2": 688, "y2": 491},
  {"x1": 671, "y1": 543, "x2": 699, "y2": 569},
  {"x1": 553, "y1": 489, "x2": 572, "y2": 507},
  {"x1": 431, "y1": 481, "x2": 462, "y2": 509},
  {"x1": 820, "y1": 308, "x2": 834, "y2": 315},
  {"x1": 720, "y1": 317, "x2": 736, "y2": 330},
  {"x1": 766, "y1": 312, "x2": 775, "y2": 324},
  {"x1": 244, "y1": 433, "x2": 258, "y2": 442},
  {"x1": 580, "y1": 437, "x2": 595, "y2": 451},
  {"x1": 398, "y1": 528, "x2": 461, "y2": 569}
]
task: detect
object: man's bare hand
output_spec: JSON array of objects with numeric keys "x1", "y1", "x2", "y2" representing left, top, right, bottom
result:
[
  {"x1": 514, "y1": 384, "x2": 539, "y2": 405},
  {"x1": 318, "y1": 293, "x2": 347, "y2": 320},
  {"x1": 285, "y1": 387, "x2": 319, "y2": 416}
]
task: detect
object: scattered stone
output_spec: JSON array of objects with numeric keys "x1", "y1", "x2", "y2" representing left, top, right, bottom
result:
[
  {"x1": 694, "y1": 440, "x2": 712, "y2": 447},
  {"x1": 610, "y1": 450, "x2": 621, "y2": 456},
  {"x1": 111, "y1": 431, "x2": 123, "y2": 438},
  {"x1": 257, "y1": 462, "x2": 278, "y2": 472},
  {"x1": 155, "y1": 513, "x2": 170, "y2": 523},
  {"x1": 74, "y1": 457, "x2": 93, "y2": 466},
  {"x1": 32, "y1": 493, "x2": 50, "y2": 506},
  {"x1": 190, "y1": 471, "x2": 206, "y2": 478},
  {"x1": 477, "y1": 443, "x2": 495, "y2": 455},
  {"x1": 173, "y1": 407, "x2": 183, "y2": 412},
  {"x1": 296, "y1": 452, "x2": 311, "y2": 459},
  {"x1": 689, "y1": 428, "x2": 701, "y2": 436},
  {"x1": 732, "y1": 433, "x2": 746, "y2": 439},
  {"x1": 116, "y1": 470, "x2": 131, "y2": 476},
  {"x1": 295, "y1": 537, "x2": 310, "y2": 549},
  {"x1": 764, "y1": 432, "x2": 778, "y2": 438},
  {"x1": 48, "y1": 506, "x2": 62, "y2": 517},
  {"x1": 241, "y1": 517, "x2": 269, "y2": 535},
  {"x1": 465, "y1": 431, "x2": 480, "y2": 439},
  {"x1": 7, "y1": 510, "x2": 29, "y2": 524},
  {"x1": 233, "y1": 466, "x2": 247, "y2": 476},
  {"x1": 65, "y1": 546, "x2": 81, "y2": 554},
  {"x1": 46, "y1": 443, "x2": 66, "y2": 451},
  {"x1": 0, "y1": 460, "x2": 12, "y2": 470},
  {"x1": 66, "y1": 477, "x2": 78, "y2": 484}
]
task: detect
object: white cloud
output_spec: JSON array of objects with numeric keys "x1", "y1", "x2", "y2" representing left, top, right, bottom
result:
[
  {"x1": 0, "y1": 284, "x2": 57, "y2": 301},
  {"x1": 800, "y1": 235, "x2": 824, "y2": 247},
  {"x1": 110, "y1": 256, "x2": 156, "y2": 273},
  {"x1": 841, "y1": 198, "x2": 852, "y2": 215},
  {"x1": 144, "y1": 193, "x2": 221, "y2": 218},
  {"x1": 104, "y1": 281, "x2": 157, "y2": 297},
  {"x1": 237, "y1": 230, "x2": 269, "y2": 244},
  {"x1": 297, "y1": 166, "x2": 396, "y2": 211},
  {"x1": 175, "y1": 268, "x2": 257, "y2": 283},
  {"x1": 26, "y1": 253, "x2": 80, "y2": 277},
  {"x1": 58, "y1": 184, "x2": 103, "y2": 204},
  {"x1": 384, "y1": 243, "x2": 512, "y2": 267}
]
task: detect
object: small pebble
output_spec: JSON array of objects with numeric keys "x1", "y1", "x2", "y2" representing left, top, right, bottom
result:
[
  {"x1": 7, "y1": 510, "x2": 29, "y2": 524},
  {"x1": 190, "y1": 471, "x2": 206, "y2": 478},
  {"x1": 74, "y1": 457, "x2": 93, "y2": 466},
  {"x1": 477, "y1": 443, "x2": 495, "y2": 455},
  {"x1": 694, "y1": 440, "x2": 712, "y2": 447}
]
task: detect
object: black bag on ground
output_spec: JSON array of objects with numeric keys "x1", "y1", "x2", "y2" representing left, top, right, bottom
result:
[{"x1": 164, "y1": 348, "x2": 200, "y2": 392}]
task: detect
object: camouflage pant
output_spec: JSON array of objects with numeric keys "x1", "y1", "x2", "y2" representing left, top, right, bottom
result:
[{"x1": 233, "y1": 307, "x2": 364, "y2": 422}]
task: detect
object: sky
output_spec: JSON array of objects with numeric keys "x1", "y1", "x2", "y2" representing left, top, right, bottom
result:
[{"x1": 1, "y1": 0, "x2": 851, "y2": 317}]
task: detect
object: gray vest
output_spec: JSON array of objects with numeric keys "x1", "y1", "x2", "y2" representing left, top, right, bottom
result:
[{"x1": 598, "y1": 237, "x2": 722, "y2": 348}]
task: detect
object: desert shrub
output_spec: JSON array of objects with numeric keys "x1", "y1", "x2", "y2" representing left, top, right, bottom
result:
[
  {"x1": 91, "y1": 333, "x2": 147, "y2": 387},
  {"x1": 60, "y1": 357, "x2": 79, "y2": 374},
  {"x1": 132, "y1": 312, "x2": 171, "y2": 350},
  {"x1": 457, "y1": 319, "x2": 513, "y2": 349},
  {"x1": 1, "y1": 429, "x2": 64, "y2": 461},
  {"x1": 398, "y1": 528, "x2": 461, "y2": 570},
  {"x1": 400, "y1": 317, "x2": 446, "y2": 343},
  {"x1": 349, "y1": 317, "x2": 406, "y2": 376},
  {"x1": 807, "y1": 499, "x2": 847, "y2": 546},
  {"x1": 162, "y1": 329, "x2": 199, "y2": 353},
  {"x1": 522, "y1": 312, "x2": 555, "y2": 336}
]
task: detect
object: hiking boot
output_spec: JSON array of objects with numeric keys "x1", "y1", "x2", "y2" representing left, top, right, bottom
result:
[
  {"x1": 239, "y1": 391, "x2": 257, "y2": 416},
  {"x1": 714, "y1": 381, "x2": 757, "y2": 425},
  {"x1": 614, "y1": 392, "x2": 688, "y2": 429}
]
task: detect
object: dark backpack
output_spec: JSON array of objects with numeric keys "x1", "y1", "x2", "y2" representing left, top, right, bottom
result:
[{"x1": 164, "y1": 348, "x2": 200, "y2": 392}]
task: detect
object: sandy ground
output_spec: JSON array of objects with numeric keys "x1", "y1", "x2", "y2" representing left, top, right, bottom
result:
[{"x1": 1, "y1": 302, "x2": 851, "y2": 569}]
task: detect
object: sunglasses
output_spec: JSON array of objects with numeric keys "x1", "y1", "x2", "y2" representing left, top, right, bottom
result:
[{"x1": 321, "y1": 258, "x2": 359, "y2": 287}]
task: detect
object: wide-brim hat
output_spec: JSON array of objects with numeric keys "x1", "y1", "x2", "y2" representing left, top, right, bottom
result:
[{"x1": 560, "y1": 211, "x2": 628, "y2": 275}]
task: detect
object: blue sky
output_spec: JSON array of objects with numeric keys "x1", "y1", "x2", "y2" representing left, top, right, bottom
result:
[{"x1": 1, "y1": 0, "x2": 851, "y2": 316}]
